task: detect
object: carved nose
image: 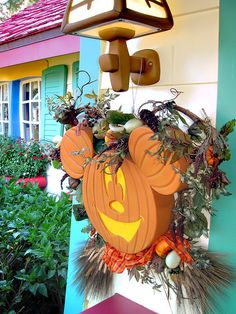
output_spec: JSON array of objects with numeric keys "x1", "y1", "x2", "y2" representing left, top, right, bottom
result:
[{"x1": 109, "y1": 200, "x2": 125, "y2": 213}]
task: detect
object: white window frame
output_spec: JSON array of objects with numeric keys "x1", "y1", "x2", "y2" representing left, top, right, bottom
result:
[
  {"x1": 0, "y1": 82, "x2": 9, "y2": 136},
  {"x1": 20, "y1": 78, "x2": 41, "y2": 140}
]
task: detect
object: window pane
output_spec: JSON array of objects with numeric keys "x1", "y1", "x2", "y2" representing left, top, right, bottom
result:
[
  {"x1": 31, "y1": 81, "x2": 39, "y2": 100},
  {"x1": 2, "y1": 84, "x2": 8, "y2": 101},
  {"x1": 32, "y1": 124, "x2": 39, "y2": 140},
  {"x1": 0, "y1": 122, "x2": 2, "y2": 134},
  {"x1": 22, "y1": 83, "x2": 30, "y2": 101},
  {"x1": 31, "y1": 102, "x2": 39, "y2": 122},
  {"x1": 23, "y1": 103, "x2": 30, "y2": 121},
  {"x1": 23, "y1": 123, "x2": 30, "y2": 141},
  {"x1": 20, "y1": 79, "x2": 41, "y2": 140},
  {"x1": 3, "y1": 103, "x2": 8, "y2": 120},
  {"x1": 0, "y1": 104, "x2": 2, "y2": 120},
  {"x1": 3, "y1": 123, "x2": 8, "y2": 136}
]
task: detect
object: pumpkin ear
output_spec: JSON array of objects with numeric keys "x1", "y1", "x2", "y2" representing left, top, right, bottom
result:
[
  {"x1": 128, "y1": 126, "x2": 189, "y2": 195},
  {"x1": 60, "y1": 126, "x2": 94, "y2": 179}
]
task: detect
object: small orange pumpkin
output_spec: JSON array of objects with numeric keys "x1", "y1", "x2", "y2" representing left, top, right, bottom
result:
[
  {"x1": 129, "y1": 126, "x2": 188, "y2": 195},
  {"x1": 82, "y1": 156, "x2": 174, "y2": 254},
  {"x1": 155, "y1": 239, "x2": 172, "y2": 257},
  {"x1": 60, "y1": 126, "x2": 94, "y2": 179},
  {"x1": 206, "y1": 145, "x2": 219, "y2": 167}
]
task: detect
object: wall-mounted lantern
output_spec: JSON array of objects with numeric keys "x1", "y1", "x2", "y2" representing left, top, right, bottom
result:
[{"x1": 61, "y1": 0, "x2": 173, "y2": 92}]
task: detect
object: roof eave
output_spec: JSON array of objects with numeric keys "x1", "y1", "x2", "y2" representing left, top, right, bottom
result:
[{"x1": 0, "y1": 27, "x2": 64, "y2": 52}]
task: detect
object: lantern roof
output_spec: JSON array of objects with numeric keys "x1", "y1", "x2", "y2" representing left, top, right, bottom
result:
[
  {"x1": 61, "y1": 0, "x2": 173, "y2": 40},
  {"x1": 0, "y1": 0, "x2": 68, "y2": 45}
]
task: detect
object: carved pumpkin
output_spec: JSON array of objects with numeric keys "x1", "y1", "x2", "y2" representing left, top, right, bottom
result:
[
  {"x1": 82, "y1": 156, "x2": 174, "y2": 254},
  {"x1": 128, "y1": 126, "x2": 188, "y2": 195},
  {"x1": 60, "y1": 126, "x2": 94, "y2": 179}
]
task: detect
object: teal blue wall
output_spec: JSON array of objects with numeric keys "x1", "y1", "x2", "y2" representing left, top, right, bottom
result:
[
  {"x1": 209, "y1": 1, "x2": 236, "y2": 312},
  {"x1": 64, "y1": 37, "x2": 100, "y2": 314}
]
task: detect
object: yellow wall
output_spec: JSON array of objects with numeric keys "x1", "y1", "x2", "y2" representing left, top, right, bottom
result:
[
  {"x1": 0, "y1": 60, "x2": 48, "y2": 81},
  {"x1": 0, "y1": 52, "x2": 79, "y2": 91},
  {"x1": 47, "y1": 53, "x2": 80, "y2": 92}
]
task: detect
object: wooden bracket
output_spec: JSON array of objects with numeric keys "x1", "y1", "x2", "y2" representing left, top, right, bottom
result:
[{"x1": 98, "y1": 27, "x2": 160, "y2": 92}]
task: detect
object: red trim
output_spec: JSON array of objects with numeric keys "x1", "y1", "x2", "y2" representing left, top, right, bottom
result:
[{"x1": 5, "y1": 176, "x2": 47, "y2": 189}]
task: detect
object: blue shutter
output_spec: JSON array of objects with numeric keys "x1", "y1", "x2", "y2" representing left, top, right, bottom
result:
[
  {"x1": 40, "y1": 65, "x2": 68, "y2": 141},
  {"x1": 9, "y1": 80, "x2": 20, "y2": 138},
  {"x1": 72, "y1": 61, "x2": 80, "y2": 95}
]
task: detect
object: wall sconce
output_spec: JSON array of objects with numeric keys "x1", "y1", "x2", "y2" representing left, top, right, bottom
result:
[{"x1": 61, "y1": 0, "x2": 173, "y2": 92}]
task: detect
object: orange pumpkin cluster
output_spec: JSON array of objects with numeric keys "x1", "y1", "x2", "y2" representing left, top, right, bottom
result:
[{"x1": 60, "y1": 125, "x2": 189, "y2": 271}]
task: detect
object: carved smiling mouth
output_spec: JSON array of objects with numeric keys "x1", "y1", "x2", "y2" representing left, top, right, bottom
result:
[{"x1": 98, "y1": 210, "x2": 142, "y2": 242}]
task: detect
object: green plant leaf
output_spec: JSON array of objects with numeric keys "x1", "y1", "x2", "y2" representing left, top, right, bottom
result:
[
  {"x1": 220, "y1": 119, "x2": 236, "y2": 137},
  {"x1": 28, "y1": 283, "x2": 40, "y2": 296},
  {"x1": 51, "y1": 160, "x2": 61, "y2": 169},
  {"x1": 38, "y1": 283, "x2": 48, "y2": 297}
]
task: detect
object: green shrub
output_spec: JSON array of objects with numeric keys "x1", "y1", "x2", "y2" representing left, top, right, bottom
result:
[
  {"x1": 0, "y1": 178, "x2": 71, "y2": 314},
  {"x1": 0, "y1": 136, "x2": 50, "y2": 178}
]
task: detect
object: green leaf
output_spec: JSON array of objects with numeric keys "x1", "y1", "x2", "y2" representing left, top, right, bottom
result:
[
  {"x1": 13, "y1": 231, "x2": 21, "y2": 238},
  {"x1": 93, "y1": 138, "x2": 105, "y2": 154},
  {"x1": 106, "y1": 110, "x2": 135, "y2": 124},
  {"x1": 170, "y1": 151, "x2": 183, "y2": 164},
  {"x1": 51, "y1": 160, "x2": 61, "y2": 169},
  {"x1": 220, "y1": 119, "x2": 236, "y2": 137},
  {"x1": 84, "y1": 93, "x2": 97, "y2": 99},
  {"x1": 38, "y1": 283, "x2": 48, "y2": 297},
  {"x1": 29, "y1": 283, "x2": 40, "y2": 296},
  {"x1": 47, "y1": 270, "x2": 56, "y2": 279},
  {"x1": 184, "y1": 213, "x2": 208, "y2": 238}
]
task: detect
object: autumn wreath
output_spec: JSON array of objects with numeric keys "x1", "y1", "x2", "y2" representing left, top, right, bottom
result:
[{"x1": 48, "y1": 77, "x2": 235, "y2": 313}]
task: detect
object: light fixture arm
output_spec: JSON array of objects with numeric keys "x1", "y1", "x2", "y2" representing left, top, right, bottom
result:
[{"x1": 99, "y1": 27, "x2": 160, "y2": 92}]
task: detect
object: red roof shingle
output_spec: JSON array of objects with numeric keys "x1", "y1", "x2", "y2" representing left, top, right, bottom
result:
[{"x1": 0, "y1": 0, "x2": 68, "y2": 44}]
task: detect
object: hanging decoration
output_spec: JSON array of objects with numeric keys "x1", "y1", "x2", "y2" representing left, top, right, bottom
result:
[{"x1": 48, "y1": 74, "x2": 235, "y2": 313}]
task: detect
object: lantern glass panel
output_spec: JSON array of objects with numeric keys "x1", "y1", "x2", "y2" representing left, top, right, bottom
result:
[
  {"x1": 126, "y1": 0, "x2": 167, "y2": 18},
  {"x1": 68, "y1": 0, "x2": 114, "y2": 24}
]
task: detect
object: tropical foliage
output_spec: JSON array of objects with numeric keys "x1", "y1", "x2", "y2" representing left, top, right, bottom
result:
[{"x1": 0, "y1": 179, "x2": 71, "y2": 314}]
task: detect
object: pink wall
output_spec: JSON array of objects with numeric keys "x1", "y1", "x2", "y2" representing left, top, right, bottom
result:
[{"x1": 0, "y1": 35, "x2": 80, "y2": 68}]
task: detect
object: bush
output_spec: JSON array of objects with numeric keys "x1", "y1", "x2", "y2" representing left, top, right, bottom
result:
[
  {"x1": 0, "y1": 136, "x2": 50, "y2": 178},
  {"x1": 0, "y1": 178, "x2": 71, "y2": 314}
]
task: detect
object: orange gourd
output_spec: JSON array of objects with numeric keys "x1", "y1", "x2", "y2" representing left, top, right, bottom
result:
[
  {"x1": 129, "y1": 126, "x2": 188, "y2": 195},
  {"x1": 82, "y1": 156, "x2": 174, "y2": 254},
  {"x1": 60, "y1": 126, "x2": 94, "y2": 179},
  {"x1": 155, "y1": 239, "x2": 172, "y2": 257},
  {"x1": 206, "y1": 145, "x2": 219, "y2": 167}
]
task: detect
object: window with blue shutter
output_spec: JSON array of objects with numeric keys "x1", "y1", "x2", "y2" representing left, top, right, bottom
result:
[
  {"x1": 40, "y1": 65, "x2": 68, "y2": 141},
  {"x1": 9, "y1": 80, "x2": 20, "y2": 138}
]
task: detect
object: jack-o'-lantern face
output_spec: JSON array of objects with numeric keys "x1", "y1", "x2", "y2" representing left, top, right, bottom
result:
[
  {"x1": 60, "y1": 125, "x2": 188, "y2": 254},
  {"x1": 82, "y1": 157, "x2": 174, "y2": 254}
]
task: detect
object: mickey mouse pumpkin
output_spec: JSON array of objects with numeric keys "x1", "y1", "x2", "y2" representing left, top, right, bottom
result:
[{"x1": 60, "y1": 125, "x2": 188, "y2": 254}]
